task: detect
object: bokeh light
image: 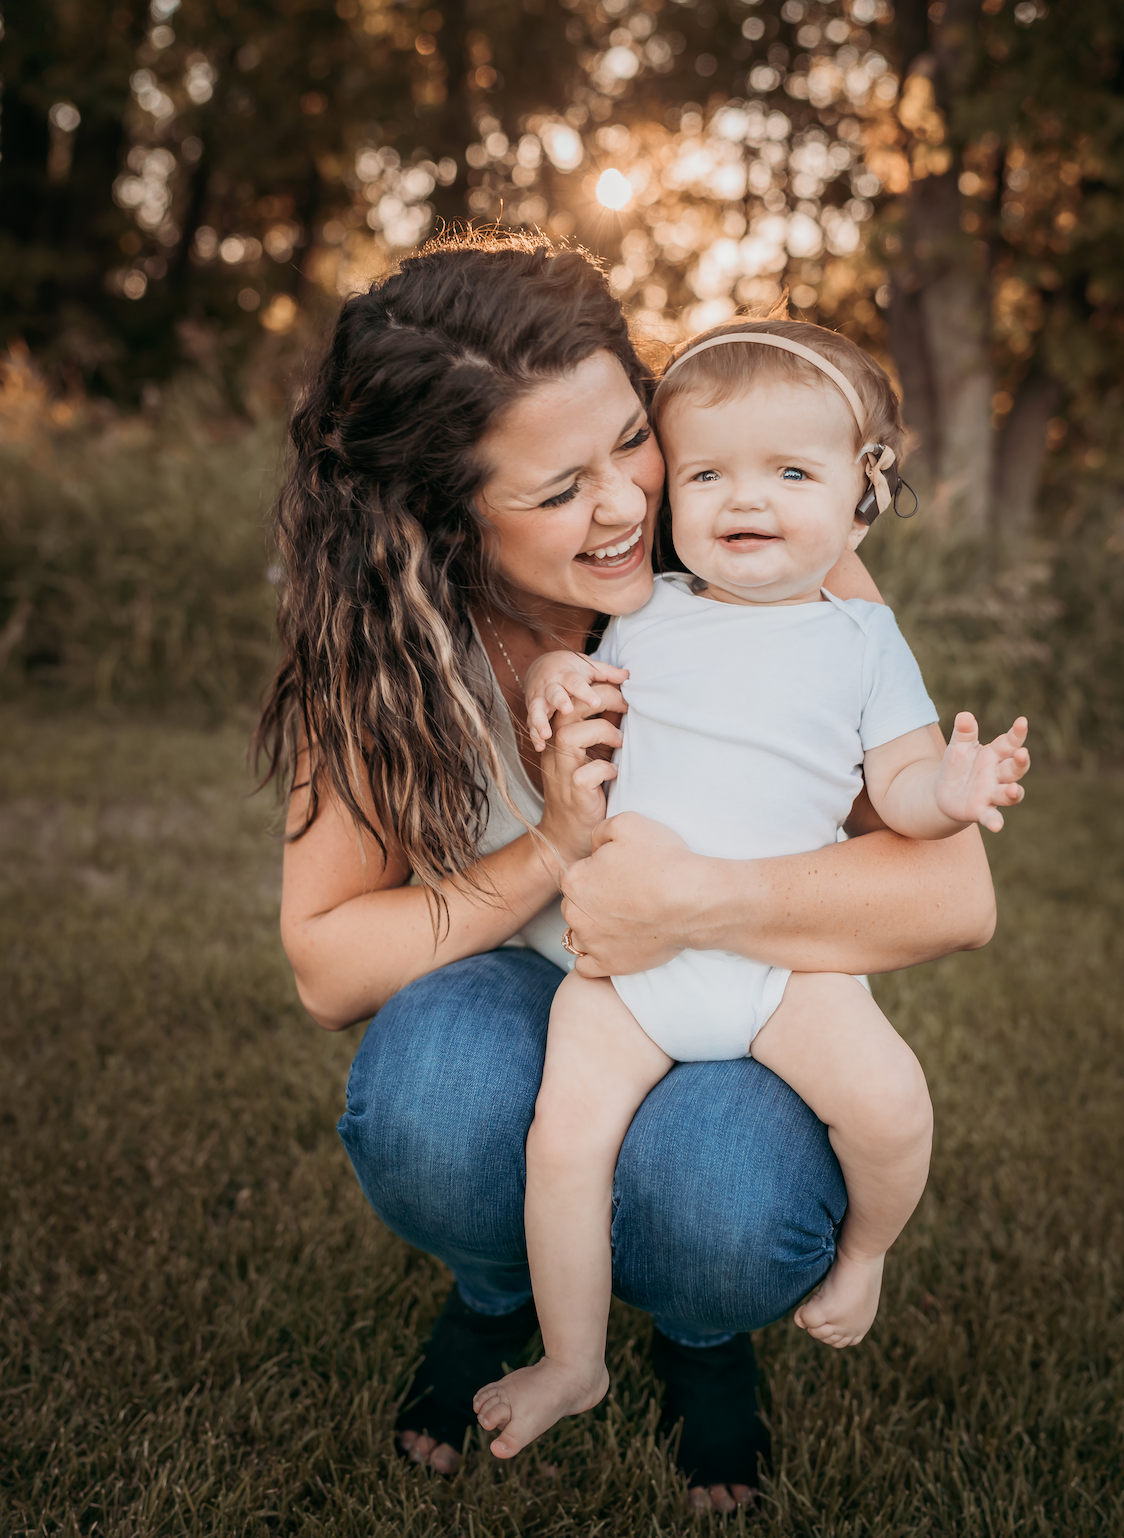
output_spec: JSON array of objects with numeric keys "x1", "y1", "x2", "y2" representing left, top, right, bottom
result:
[{"x1": 595, "y1": 169, "x2": 632, "y2": 211}]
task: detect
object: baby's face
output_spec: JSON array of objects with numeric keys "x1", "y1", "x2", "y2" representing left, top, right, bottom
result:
[{"x1": 660, "y1": 379, "x2": 870, "y2": 606}]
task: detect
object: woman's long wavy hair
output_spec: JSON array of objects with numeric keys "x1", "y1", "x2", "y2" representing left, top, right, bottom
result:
[{"x1": 253, "y1": 231, "x2": 650, "y2": 913}]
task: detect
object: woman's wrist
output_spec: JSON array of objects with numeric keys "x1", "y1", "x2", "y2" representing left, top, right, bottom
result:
[{"x1": 673, "y1": 853, "x2": 763, "y2": 955}]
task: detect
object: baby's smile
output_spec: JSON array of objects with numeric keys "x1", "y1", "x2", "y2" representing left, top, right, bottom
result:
[{"x1": 720, "y1": 528, "x2": 779, "y2": 545}]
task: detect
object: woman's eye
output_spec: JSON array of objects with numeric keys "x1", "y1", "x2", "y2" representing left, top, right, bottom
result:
[
  {"x1": 620, "y1": 424, "x2": 652, "y2": 451},
  {"x1": 540, "y1": 482, "x2": 580, "y2": 509},
  {"x1": 781, "y1": 467, "x2": 807, "y2": 481}
]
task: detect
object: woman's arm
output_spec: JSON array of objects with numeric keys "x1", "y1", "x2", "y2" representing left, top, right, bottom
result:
[
  {"x1": 560, "y1": 805, "x2": 995, "y2": 979},
  {"x1": 281, "y1": 780, "x2": 558, "y2": 1031},
  {"x1": 280, "y1": 699, "x2": 623, "y2": 1030}
]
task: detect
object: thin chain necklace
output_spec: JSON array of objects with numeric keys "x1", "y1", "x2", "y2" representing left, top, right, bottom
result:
[{"x1": 482, "y1": 610, "x2": 524, "y2": 690}]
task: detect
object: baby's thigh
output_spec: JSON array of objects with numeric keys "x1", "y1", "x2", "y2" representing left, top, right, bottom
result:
[
  {"x1": 536, "y1": 973, "x2": 672, "y2": 1147},
  {"x1": 751, "y1": 972, "x2": 928, "y2": 1132}
]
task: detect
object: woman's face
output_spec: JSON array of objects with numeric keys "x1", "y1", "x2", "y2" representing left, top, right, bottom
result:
[{"x1": 476, "y1": 350, "x2": 665, "y2": 619}]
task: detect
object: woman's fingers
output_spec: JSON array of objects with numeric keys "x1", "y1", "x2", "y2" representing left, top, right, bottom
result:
[
  {"x1": 550, "y1": 715, "x2": 623, "y2": 760},
  {"x1": 528, "y1": 676, "x2": 630, "y2": 754},
  {"x1": 572, "y1": 758, "x2": 617, "y2": 791}
]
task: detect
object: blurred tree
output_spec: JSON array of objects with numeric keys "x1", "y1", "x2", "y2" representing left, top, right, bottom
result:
[
  {"x1": 877, "y1": 0, "x2": 1124, "y2": 549},
  {"x1": 0, "y1": 0, "x2": 583, "y2": 398},
  {"x1": 2, "y1": 0, "x2": 1119, "y2": 556}
]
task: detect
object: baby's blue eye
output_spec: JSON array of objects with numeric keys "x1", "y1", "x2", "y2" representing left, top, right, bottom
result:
[
  {"x1": 694, "y1": 469, "x2": 720, "y2": 482},
  {"x1": 781, "y1": 467, "x2": 807, "y2": 481}
]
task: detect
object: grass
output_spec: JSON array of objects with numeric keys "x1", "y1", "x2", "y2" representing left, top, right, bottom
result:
[
  {"x1": 1, "y1": 703, "x2": 1122, "y2": 1537},
  {"x1": 0, "y1": 366, "x2": 283, "y2": 712}
]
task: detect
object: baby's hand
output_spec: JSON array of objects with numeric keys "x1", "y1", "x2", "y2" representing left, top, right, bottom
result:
[
  {"x1": 935, "y1": 713, "x2": 1030, "y2": 832},
  {"x1": 525, "y1": 651, "x2": 629, "y2": 752}
]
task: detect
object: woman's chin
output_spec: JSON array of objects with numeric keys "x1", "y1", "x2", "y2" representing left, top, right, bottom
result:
[
  {"x1": 572, "y1": 560, "x2": 654, "y2": 616},
  {"x1": 570, "y1": 534, "x2": 655, "y2": 614}
]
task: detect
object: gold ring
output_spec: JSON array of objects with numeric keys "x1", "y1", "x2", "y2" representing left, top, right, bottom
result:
[{"x1": 561, "y1": 927, "x2": 585, "y2": 958}]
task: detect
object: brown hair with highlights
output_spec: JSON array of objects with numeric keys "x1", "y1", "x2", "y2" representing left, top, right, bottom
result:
[{"x1": 253, "y1": 231, "x2": 651, "y2": 918}]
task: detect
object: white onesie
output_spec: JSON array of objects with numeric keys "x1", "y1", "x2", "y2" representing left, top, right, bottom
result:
[{"x1": 598, "y1": 574, "x2": 938, "y2": 1062}]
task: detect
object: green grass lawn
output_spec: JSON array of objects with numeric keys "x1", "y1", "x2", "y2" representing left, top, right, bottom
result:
[{"x1": 1, "y1": 705, "x2": 1121, "y2": 1537}]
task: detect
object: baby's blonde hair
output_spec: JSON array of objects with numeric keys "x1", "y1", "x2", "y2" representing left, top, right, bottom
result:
[{"x1": 651, "y1": 317, "x2": 905, "y2": 467}]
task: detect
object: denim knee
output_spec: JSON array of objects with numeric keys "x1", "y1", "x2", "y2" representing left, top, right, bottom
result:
[
  {"x1": 337, "y1": 949, "x2": 563, "y2": 1275},
  {"x1": 611, "y1": 1056, "x2": 846, "y2": 1335}
]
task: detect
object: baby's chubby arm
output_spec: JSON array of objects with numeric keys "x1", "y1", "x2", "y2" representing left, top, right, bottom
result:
[
  {"x1": 864, "y1": 713, "x2": 1030, "y2": 839},
  {"x1": 525, "y1": 650, "x2": 629, "y2": 753}
]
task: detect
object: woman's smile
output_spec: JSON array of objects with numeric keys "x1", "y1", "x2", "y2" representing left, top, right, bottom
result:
[{"x1": 576, "y1": 522, "x2": 645, "y2": 572}]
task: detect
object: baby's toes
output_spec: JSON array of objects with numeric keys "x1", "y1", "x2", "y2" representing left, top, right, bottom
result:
[
  {"x1": 794, "y1": 1298, "x2": 824, "y2": 1332},
  {"x1": 475, "y1": 1395, "x2": 511, "y2": 1431}
]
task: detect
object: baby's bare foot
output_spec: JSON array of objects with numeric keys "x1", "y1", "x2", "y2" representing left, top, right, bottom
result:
[
  {"x1": 794, "y1": 1250, "x2": 885, "y2": 1348},
  {"x1": 472, "y1": 1358, "x2": 609, "y2": 1458}
]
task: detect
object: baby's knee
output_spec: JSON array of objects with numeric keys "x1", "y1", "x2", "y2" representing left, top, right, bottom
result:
[
  {"x1": 856, "y1": 1042, "x2": 933, "y2": 1152},
  {"x1": 526, "y1": 1102, "x2": 596, "y2": 1175},
  {"x1": 528, "y1": 1084, "x2": 627, "y2": 1173}
]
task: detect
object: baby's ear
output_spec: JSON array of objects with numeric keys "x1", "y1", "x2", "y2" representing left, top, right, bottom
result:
[{"x1": 846, "y1": 515, "x2": 871, "y2": 553}]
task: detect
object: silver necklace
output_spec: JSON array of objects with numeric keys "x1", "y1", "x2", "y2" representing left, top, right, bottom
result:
[{"x1": 482, "y1": 611, "x2": 524, "y2": 690}]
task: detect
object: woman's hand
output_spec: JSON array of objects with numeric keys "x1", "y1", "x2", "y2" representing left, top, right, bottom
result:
[
  {"x1": 560, "y1": 813, "x2": 702, "y2": 976},
  {"x1": 535, "y1": 683, "x2": 626, "y2": 876}
]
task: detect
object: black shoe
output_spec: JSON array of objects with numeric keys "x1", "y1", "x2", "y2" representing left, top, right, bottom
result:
[
  {"x1": 395, "y1": 1287, "x2": 539, "y2": 1454},
  {"x1": 652, "y1": 1329, "x2": 771, "y2": 1491}
]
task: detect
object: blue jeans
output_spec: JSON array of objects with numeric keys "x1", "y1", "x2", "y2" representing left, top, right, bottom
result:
[{"x1": 338, "y1": 950, "x2": 845, "y2": 1347}]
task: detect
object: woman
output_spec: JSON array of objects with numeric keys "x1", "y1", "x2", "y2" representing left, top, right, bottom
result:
[{"x1": 255, "y1": 233, "x2": 994, "y2": 1513}]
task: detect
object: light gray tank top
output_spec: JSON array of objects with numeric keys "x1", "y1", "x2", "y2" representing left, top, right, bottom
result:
[{"x1": 469, "y1": 625, "x2": 574, "y2": 973}]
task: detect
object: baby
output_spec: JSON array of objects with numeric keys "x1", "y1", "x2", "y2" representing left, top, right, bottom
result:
[{"x1": 472, "y1": 319, "x2": 1030, "y2": 1459}]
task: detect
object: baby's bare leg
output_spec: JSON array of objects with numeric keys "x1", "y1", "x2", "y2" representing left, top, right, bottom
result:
[
  {"x1": 751, "y1": 972, "x2": 933, "y2": 1348},
  {"x1": 473, "y1": 972, "x2": 672, "y2": 1457}
]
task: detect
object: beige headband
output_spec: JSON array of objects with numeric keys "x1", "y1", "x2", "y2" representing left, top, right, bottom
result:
[{"x1": 664, "y1": 331, "x2": 897, "y2": 515}]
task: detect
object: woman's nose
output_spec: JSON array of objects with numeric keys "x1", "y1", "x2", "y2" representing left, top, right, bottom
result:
[{"x1": 591, "y1": 462, "x2": 648, "y2": 527}]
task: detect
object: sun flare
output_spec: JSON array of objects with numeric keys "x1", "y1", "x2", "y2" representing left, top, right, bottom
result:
[{"x1": 595, "y1": 168, "x2": 632, "y2": 211}]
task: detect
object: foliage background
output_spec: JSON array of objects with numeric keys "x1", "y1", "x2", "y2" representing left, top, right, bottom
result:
[{"x1": 3, "y1": 0, "x2": 1123, "y2": 753}]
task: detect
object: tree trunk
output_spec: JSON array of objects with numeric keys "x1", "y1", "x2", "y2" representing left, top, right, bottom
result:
[
  {"x1": 993, "y1": 368, "x2": 1063, "y2": 556},
  {"x1": 888, "y1": 272, "x2": 940, "y2": 483},
  {"x1": 889, "y1": 0, "x2": 994, "y2": 535},
  {"x1": 917, "y1": 260, "x2": 993, "y2": 532},
  {"x1": 894, "y1": 169, "x2": 993, "y2": 534}
]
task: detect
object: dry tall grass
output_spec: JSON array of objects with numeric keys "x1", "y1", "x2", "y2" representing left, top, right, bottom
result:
[
  {"x1": 3, "y1": 344, "x2": 1122, "y2": 762},
  {"x1": 0, "y1": 350, "x2": 282, "y2": 711}
]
